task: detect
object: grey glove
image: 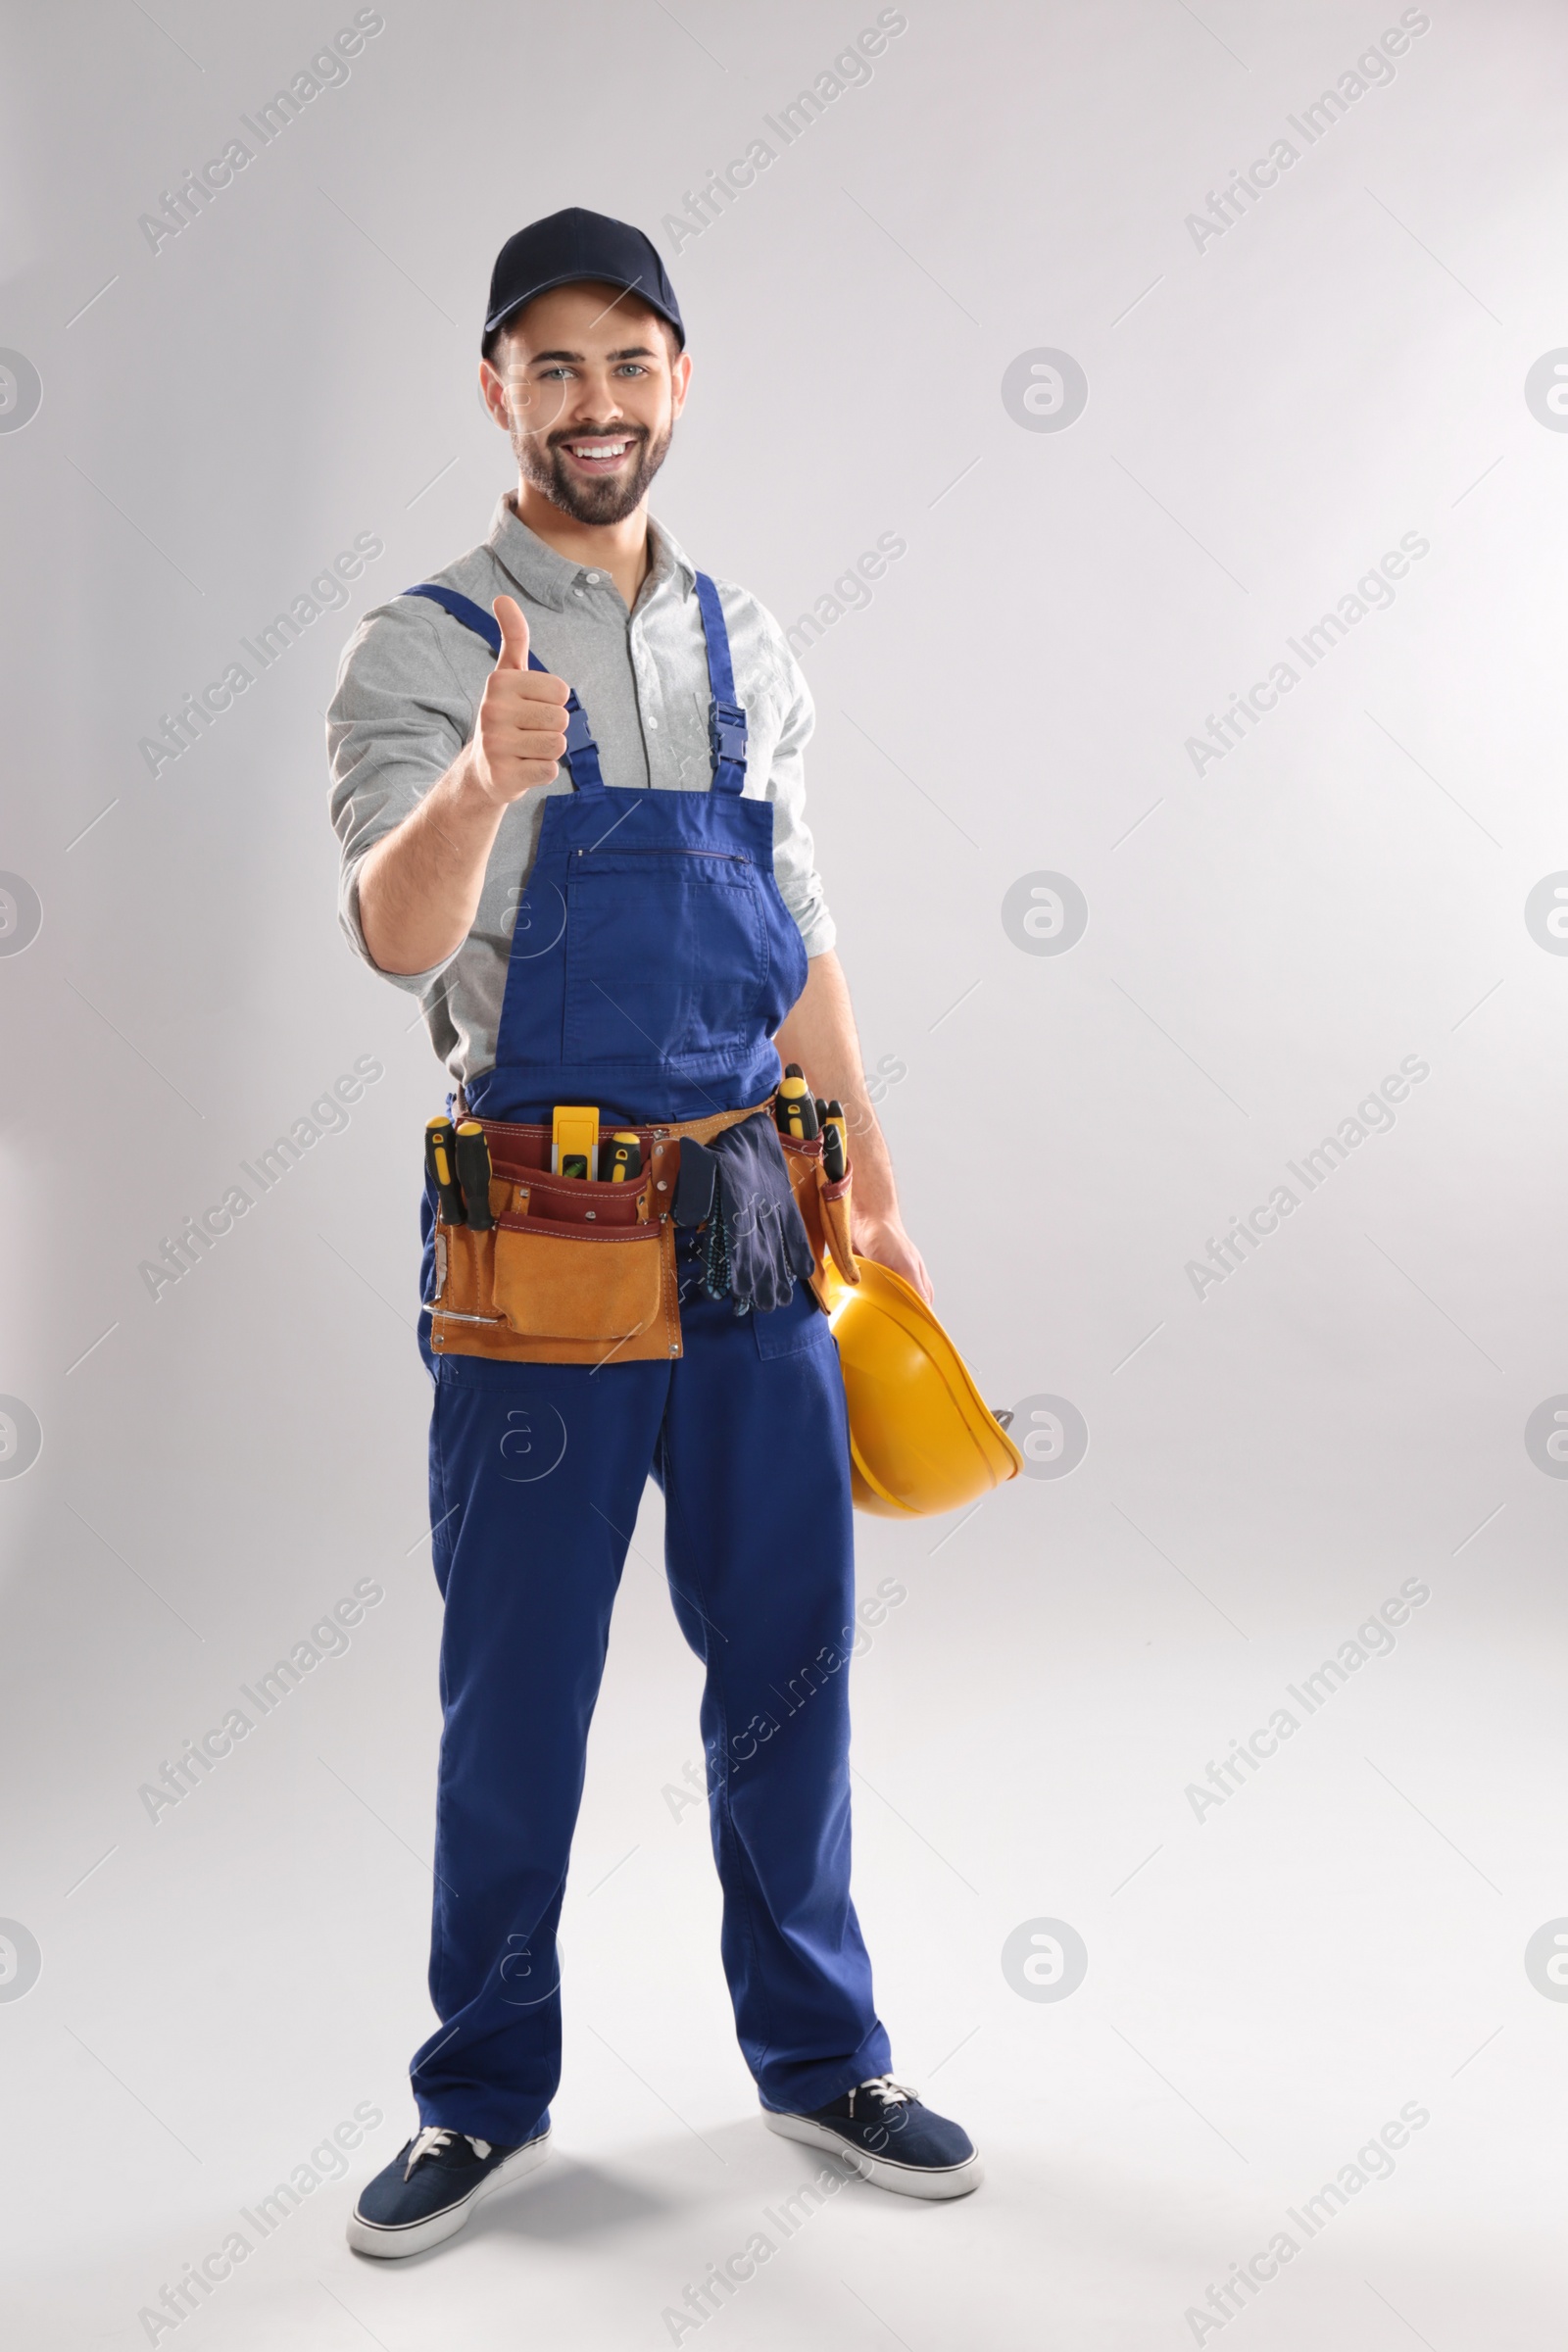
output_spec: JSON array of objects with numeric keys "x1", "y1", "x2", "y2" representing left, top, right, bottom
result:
[{"x1": 684, "y1": 1113, "x2": 815, "y2": 1314}]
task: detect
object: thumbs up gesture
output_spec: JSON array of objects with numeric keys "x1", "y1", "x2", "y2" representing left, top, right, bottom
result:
[{"x1": 469, "y1": 594, "x2": 572, "y2": 807}]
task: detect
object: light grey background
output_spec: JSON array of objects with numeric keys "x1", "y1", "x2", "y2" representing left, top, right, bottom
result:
[{"x1": 3, "y1": 2, "x2": 1565, "y2": 2344}]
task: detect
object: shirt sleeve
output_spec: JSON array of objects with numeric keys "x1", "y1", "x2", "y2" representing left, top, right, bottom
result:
[
  {"x1": 326, "y1": 599, "x2": 476, "y2": 994},
  {"x1": 753, "y1": 605, "x2": 837, "y2": 959}
]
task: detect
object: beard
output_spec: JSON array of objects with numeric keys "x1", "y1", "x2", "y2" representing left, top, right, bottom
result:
[{"x1": 514, "y1": 417, "x2": 673, "y2": 526}]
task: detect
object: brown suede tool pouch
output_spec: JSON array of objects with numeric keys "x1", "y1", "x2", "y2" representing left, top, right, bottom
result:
[
  {"x1": 776, "y1": 1135, "x2": 859, "y2": 1308},
  {"x1": 428, "y1": 1102, "x2": 767, "y2": 1367},
  {"x1": 816, "y1": 1162, "x2": 858, "y2": 1286}
]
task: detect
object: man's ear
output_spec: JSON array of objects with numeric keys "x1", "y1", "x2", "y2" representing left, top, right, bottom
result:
[
  {"x1": 478, "y1": 357, "x2": 511, "y2": 429},
  {"x1": 670, "y1": 346, "x2": 692, "y2": 420}
]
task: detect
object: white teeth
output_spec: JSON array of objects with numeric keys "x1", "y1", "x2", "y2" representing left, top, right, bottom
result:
[{"x1": 571, "y1": 441, "x2": 628, "y2": 458}]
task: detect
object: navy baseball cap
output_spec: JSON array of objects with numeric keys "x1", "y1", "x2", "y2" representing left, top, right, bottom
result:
[{"x1": 483, "y1": 208, "x2": 684, "y2": 351}]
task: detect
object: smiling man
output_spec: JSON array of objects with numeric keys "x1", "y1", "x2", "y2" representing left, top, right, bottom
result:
[{"x1": 328, "y1": 208, "x2": 980, "y2": 2259}]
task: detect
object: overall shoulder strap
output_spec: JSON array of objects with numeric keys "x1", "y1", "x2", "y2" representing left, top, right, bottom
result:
[
  {"x1": 400, "y1": 584, "x2": 607, "y2": 793},
  {"x1": 693, "y1": 572, "x2": 748, "y2": 797},
  {"x1": 402, "y1": 580, "x2": 500, "y2": 654}
]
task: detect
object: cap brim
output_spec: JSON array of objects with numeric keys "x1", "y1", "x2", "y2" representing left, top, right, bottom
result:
[{"x1": 484, "y1": 271, "x2": 684, "y2": 345}]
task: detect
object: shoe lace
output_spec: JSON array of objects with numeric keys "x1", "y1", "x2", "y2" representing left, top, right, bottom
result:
[
  {"x1": 847, "y1": 2074, "x2": 915, "y2": 2118},
  {"x1": 404, "y1": 2125, "x2": 491, "y2": 2180}
]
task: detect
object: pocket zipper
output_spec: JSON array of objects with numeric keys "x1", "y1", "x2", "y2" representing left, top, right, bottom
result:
[{"x1": 572, "y1": 848, "x2": 750, "y2": 864}]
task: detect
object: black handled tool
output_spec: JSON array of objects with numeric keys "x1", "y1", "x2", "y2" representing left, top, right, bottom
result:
[
  {"x1": 774, "y1": 1062, "x2": 819, "y2": 1142},
  {"x1": 425, "y1": 1116, "x2": 466, "y2": 1225},
  {"x1": 603, "y1": 1131, "x2": 642, "y2": 1183},
  {"x1": 821, "y1": 1101, "x2": 848, "y2": 1182},
  {"x1": 455, "y1": 1120, "x2": 494, "y2": 1231}
]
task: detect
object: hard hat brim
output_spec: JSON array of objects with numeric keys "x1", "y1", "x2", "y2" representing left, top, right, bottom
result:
[{"x1": 822, "y1": 1255, "x2": 1024, "y2": 1518}]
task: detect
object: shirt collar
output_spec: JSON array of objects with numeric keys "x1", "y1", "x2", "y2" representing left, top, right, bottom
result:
[{"x1": 487, "y1": 493, "x2": 696, "y2": 609}]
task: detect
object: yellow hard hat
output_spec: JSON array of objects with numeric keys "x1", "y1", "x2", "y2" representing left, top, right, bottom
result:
[{"x1": 820, "y1": 1255, "x2": 1024, "y2": 1518}]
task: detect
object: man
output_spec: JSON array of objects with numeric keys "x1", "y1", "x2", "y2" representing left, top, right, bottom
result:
[{"x1": 328, "y1": 209, "x2": 979, "y2": 2258}]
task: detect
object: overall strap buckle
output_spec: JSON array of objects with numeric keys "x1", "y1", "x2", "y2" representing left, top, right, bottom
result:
[
  {"x1": 710, "y1": 699, "x2": 749, "y2": 769},
  {"x1": 563, "y1": 692, "x2": 607, "y2": 791},
  {"x1": 693, "y1": 570, "x2": 748, "y2": 795}
]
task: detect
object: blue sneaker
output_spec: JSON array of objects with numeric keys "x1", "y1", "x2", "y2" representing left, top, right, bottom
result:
[
  {"x1": 347, "y1": 2121, "x2": 551, "y2": 2257},
  {"x1": 762, "y1": 2074, "x2": 982, "y2": 2199}
]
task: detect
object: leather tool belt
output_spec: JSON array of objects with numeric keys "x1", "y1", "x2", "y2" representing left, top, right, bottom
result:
[{"x1": 428, "y1": 1090, "x2": 858, "y2": 1368}]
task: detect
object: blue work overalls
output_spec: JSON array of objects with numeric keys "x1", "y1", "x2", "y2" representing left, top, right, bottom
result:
[{"x1": 401, "y1": 575, "x2": 891, "y2": 2145}]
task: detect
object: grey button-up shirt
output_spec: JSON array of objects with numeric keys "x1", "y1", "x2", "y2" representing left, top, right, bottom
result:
[{"x1": 328, "y1": 493, "x2": 834, "y2": 1087}]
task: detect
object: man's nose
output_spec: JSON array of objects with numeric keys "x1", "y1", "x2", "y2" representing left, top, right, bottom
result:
[{"x1": 568, "y1": 370, "x2": 628, "y2": 419}]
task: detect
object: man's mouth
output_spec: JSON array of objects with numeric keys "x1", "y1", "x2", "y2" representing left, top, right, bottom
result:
[{"x1": 559, "y1": 434, "x2": 639, "y2": 473}]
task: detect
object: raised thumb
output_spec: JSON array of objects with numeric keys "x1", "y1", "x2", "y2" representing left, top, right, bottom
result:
[{"x1": 493, "y1": 593, "x2": 529, "y2": 671}]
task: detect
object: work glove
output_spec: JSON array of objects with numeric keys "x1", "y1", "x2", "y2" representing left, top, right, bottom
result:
[{"x1": 673, "y1": 1115, "x2": 814, "y2": 1314}]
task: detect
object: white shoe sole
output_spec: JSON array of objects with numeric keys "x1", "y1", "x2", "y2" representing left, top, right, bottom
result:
[
  {"x1": 762, "y1": 2109, "x2": 983, "y2": 2199},
  {"x1": 346, "y1": 2130, "x2": 552, "y2": 2258}
]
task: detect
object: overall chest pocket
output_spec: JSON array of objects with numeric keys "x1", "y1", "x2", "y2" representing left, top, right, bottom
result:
[{"x1": 564, "y1": 850, "x2": 768, "y2": 1065}]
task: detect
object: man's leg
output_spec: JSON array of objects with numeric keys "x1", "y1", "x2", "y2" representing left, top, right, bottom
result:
[
  {"x1": 657, "y1": 1268, "x2": 892, "y2": 2115},
  {"x1": 410, "y1": 1345, "x2": 669, "y2": 2144}
]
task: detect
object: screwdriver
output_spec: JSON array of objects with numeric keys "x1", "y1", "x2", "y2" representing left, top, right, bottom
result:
[
  {"x1": 603, "y1": 1131, "x2": 642, "y2": 1182},
  {"x1": 774, "y1": 1063, "x2": 819, "y2": 1142},
  {"x1": 455, "y1": 1120, "x2": 494, "y2": 1231},
  {"x1": 822, "y1": 1101, "x2": 848, "y2": 1182},
  {"x1": 425, "y1": 1116, "x2": 466, "y2": 1226}
]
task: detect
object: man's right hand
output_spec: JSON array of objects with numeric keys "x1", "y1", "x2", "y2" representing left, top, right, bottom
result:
[
  {"x1": 468, "y1": 594, "x2": 571, "y2": 807},
  {"x1": 357, "y1": 594, "x2": 571, "y2": 974}
]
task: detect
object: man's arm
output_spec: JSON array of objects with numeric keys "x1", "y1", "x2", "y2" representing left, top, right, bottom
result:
[
  {"x1": 773, "y1": 950, "x2": 933, "y2": 1304},
  {"x1": 357, "y1": 596, "x2": 568, "y2": 975}
]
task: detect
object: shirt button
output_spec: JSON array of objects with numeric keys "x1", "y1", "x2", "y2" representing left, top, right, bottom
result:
[
  {"x1": 647, "y1": 713, "x2": 660, "y2": 729},
  {"x1": 585, "y1": 570, "x2": 601, "y2": 584}
]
